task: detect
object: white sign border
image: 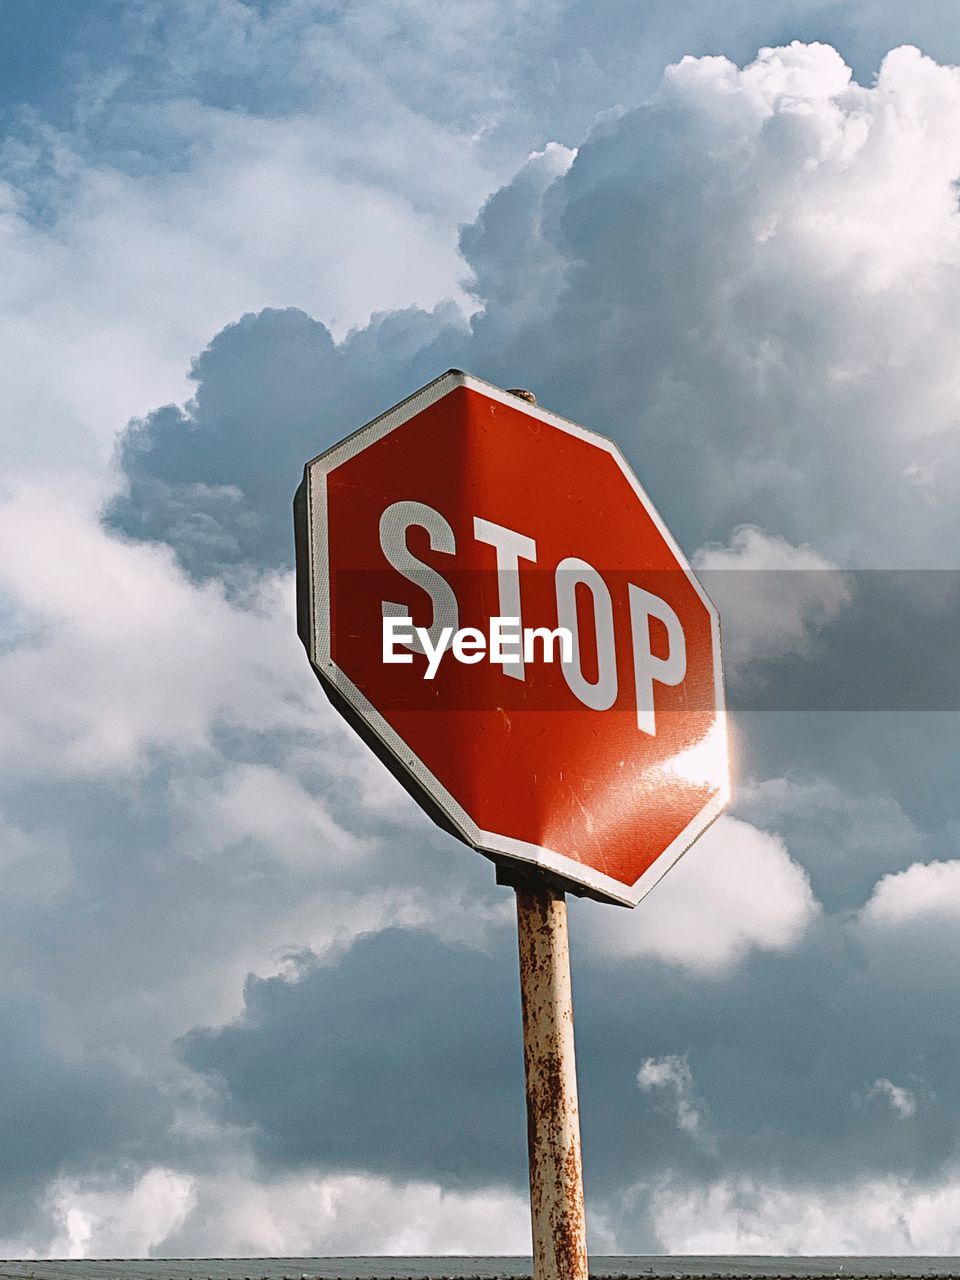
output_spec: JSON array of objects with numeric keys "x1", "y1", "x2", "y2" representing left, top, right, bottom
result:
[{"x1": 300, "y1": 370, "x2": 728, "y2": 908}]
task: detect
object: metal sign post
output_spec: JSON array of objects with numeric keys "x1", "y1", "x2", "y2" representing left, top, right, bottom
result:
[
  {"x1": 513, "y1": 874, "x2": 589, "y2": 1280},
  {"x1": 505, "y1": 388, "x2": 588, "y2": 1280}
]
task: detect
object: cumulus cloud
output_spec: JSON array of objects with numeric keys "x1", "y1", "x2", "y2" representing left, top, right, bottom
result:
[
  {"x1": 0, "y1": 480, "x2": 315, "y2": 776},
  {"x1": 48, "y1": 1169, "x2": 196, "y2": 1260},
  {"x1": 161, "y1": 1169, "x2": 533, "y2": 1257},
  {"x1": 576, "y1": 815, "x2": 819, "y2": 973},
  {"x1": 105, "y1": 304, "x2": 467, "y2": 578},
  {"x1": 171, "y1": 763, "x2": 371, "y2": 876},
  {"x1": 6, "y1": 11, "x2": 960, "y2": 1254},
  {"x1": 645, "y1": 1172, "x2": 960, "y2": 1253},
  {"x1": 0, "y1": 478, "x2": 516, "y2": 1050},
  {"x1": 1, "y1": 0, "x2": 544, "y2": 476},
  {"x1": 861, "y1": 858, "x2": 960, "y2": 927},
  {"x1": 493, "y1": 41, "x2": 960, "y2": 568},
  {"x1": 461, "y1": 142, "x2": 576, "y2": 330},
  {"x1": 0, "y1": 994, "x2": 174, "y2": 1231},
  {"x1": 180, "y1": 928, "x2": 529, "y2": 1191},
  {"x1": 0, "y1": 479, "x2": 527, "y2": 1247},
  {"x1": 2, "y1": 1164, "x2": 533, "y2": 1259},
  {"x1": 109, "y1": 41, "x2": 960, "y2": 588},
  {"x1": 694, "y1": 526, "x2": 853, "y2": 676},
  {"x1": 738, "y1": 774, "x2": 929, "y2": 909},
  {"x1": 0, "y1": 121, "x2": 476, "y2": 477}
]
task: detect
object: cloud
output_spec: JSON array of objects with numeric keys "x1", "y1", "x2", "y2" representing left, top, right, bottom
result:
[
  {"x1": 486, "y1": 41, "x2": 960, "y2": 568},
  {"x1": 161, "y1": 1168, "x2": 533, "y2": 1257},
  {"x1": 737, "y1": 775, "x2": 929, "y2": 910},
  {"x1": 0, "y1": 135, "x2": 470, "y2": 478},
  {"x1": 0, "y1": 476, "x2": 514, "y2": 1060},
  {"x1": 177, "y1": 876, "x2": 960, "y2": 1242},
  {"x1": 693, "y1": 526, "x2": 853, "y2": 676},
  {"x1": 46, "y1": 1168, "x2": 196, "y2": 1260},
  {"x1": 860, "y1": 1078, "x2": 918, "y2": 1119},
  {"x1": 0, "y1": 479, "x2": 319, "y2": 776},
  {"x1": 644, "y1": 1172, "x2": 960, "y2": 1253},
  {"x1": 861, "y1": 858, "x2": 960, "y2": 927},
  {"x1": 0, "y1": 1164, "x2": 534, "y2": 1259},
  {"x1": 109, "y1": 41, "x2": 960, "y2": 588},
  {"x1": 0, "y1": 993, "x2": 174, "y2": 1214},
  {"x1": 171, "y1": 763, "x2": 370, "y2": 876},
  {"x1": 462, "y1": 142, "x2": 576, "y2": 330},
  {"x1": 576, "y1": 815, "x2": 819, "y2": 973},
  {"x1": 0, "y1": 0, "x2": 519, "y2": 481},
  {"x1": 7, "y1": 16, "x2": 960, "y2": 1253},
  {"x1": 180, "y1": 928, "x2": 529, "y2": 1191},
  {"x1": 105, "y1": 304, "x2": 467, "y2": 578},
  {"x1": 0, "y1": 809, "x2": 72, "y2": 904},
  {"x1": 637, "y1": 1055, "x2": 709, "y2": 1141}
]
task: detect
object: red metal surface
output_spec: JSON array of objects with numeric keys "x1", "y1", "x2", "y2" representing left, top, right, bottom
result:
[{"x1": 304, "y1": 373, "x2": 727, "y2": 903}]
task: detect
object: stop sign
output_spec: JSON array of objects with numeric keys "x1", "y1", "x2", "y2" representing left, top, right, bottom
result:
[{"x1": 295, "y1": 370, "x2": 728, "y2": 906}]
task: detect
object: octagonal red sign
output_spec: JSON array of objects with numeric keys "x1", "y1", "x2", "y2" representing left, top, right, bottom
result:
[{"x1": 295, "y1": 370, "x2": 728, "y2": 906}]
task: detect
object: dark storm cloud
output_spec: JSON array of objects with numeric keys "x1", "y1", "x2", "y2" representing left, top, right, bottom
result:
[
  {"x1": 180, "y1": 928, "x2": 529, "y2": 1190},
  {"x1": 106, "y1": 305, "x2": 466, "y2": 579},
  {"x1": 181, "y1": 911, "x2": 960, "y2": 1221},
  {"x1": 0, "y1": 991, "x2": 173, "y2": 1195}
]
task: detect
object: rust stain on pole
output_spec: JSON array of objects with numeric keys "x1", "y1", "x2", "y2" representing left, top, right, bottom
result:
[{"x1": 515, "y1": 877, "x2": 589, "y2": 1280}]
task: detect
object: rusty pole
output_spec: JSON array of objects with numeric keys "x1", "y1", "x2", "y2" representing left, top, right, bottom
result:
[
  {"x1": 514, "y1": 877, "x2": 589, "y2": 1280},
  {"x1": 502, "y1": 386, "x2": 588, "y2": 1278}
]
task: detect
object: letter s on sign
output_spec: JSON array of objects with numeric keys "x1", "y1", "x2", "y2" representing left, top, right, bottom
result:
[{"x1": 379, "y1": 501, "x2": 460, "y2": 657}]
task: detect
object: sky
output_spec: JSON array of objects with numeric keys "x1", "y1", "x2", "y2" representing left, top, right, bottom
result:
[{"x1": 2, "y1": 0, "x2": 960, "y2": 1259}]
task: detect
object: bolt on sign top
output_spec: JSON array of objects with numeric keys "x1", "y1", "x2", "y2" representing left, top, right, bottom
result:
[{"x1": 294, "y1": 370, "x2": 728, "y2": 906}]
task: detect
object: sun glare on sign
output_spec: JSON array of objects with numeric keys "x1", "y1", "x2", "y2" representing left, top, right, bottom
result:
[{"x1": 661, "y1": 716, "x2": 731, "y2": 798}]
